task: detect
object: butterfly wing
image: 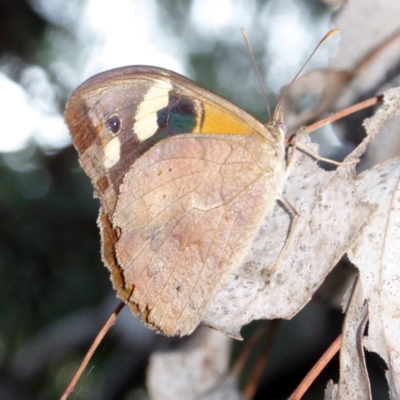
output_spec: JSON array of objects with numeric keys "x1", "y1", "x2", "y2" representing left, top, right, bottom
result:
[
  {"x1": 114, "y1": 133, "x2": 281, "y2": 335},
  {"x1": 66, "y1": 66, "x2": 286, "y2": 336}
]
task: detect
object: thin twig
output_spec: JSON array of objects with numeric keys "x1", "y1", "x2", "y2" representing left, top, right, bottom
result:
[
  {"x1": 287, "y1": 334, "x2": 342, "y2": 400},
  {"x1": 230, "y1": 323, "x2": 268, "y2": 377},
  {"x1": 60, "y1": 301, "x2": 125, "y2": 400},
  {"x1": 244, "y1": 320, "x2": 280, "y2": 399},
  {"x1": 306, "y1": 95, "x2": 383, "y2": 133}
]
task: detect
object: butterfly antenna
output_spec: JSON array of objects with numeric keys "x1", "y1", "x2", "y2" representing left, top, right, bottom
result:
[
  {"x1": 242, "y1": 29, "x2": 271, "y2": 120},
  {"x1": 274, "y1": 29, "x2": 340, "y2": 121}
]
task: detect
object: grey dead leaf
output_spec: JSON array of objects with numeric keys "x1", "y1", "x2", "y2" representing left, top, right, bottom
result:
[
  {"x1": 284, "y1": 1, "x2": 400, "y2": 132},
  {"x1": 366, "y1": 88, "x2": 400, "y2": 167},
  {"x1": 147, "y1": 327, "x2": 242, "y2": 400},
  {"x1": 325, "y1": 380, "x2": 339, "y2": 400},
  {"x1": 348, "y1": 156, "x2": 400, "y2": 399},
  {"x1": 202, "y1": 127, "x2": 374, "y2": 339},
  {"x1": 368, "y1": 114, "x2": 400, "y2": 167},
  {"x1": 332, "y1": 1, "x2": 400, "y2": 103},
  {"x1": 349, "y1": 167, "x2": 400, "y2": 399},
  {"x1": 365, "y1": 88, "x2": 400, "y2": 165},
  {"x1": 347, "y1": 87, "x2": 400, "y2": 399},
  {"x1": 336, "y1": 278, "x2": 371, "y2": 400},
  {"x1": 332, "y1": 5, "x2": 400, "y2": 170},
  {"x1": 196, "y1": 375, "x2": 245, "y2": 400},
  {"x1": 351, "y1": 87, "x2": 400, "y2": 160}
]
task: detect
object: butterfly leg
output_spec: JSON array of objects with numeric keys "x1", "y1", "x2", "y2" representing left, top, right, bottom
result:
[
  {"x1": 266, "y1": 136, "x2": 357, "y2": 276},
  {"x1": 263, "y1": 141, "x2": 299, "y2": 275},
  {"x1": 266, "y1": 194, "x2": 299, "y2": 276},
  {"x1": 291, "y1": 140, "x2": 357, "y2": 166},
  {"x1": 284, "y1": 139, "x2": 298, "y2": 178}
]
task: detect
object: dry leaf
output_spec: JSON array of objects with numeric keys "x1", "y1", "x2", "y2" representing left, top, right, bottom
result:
[
  {"x1": 348, "y1": 157, "x2": 400, "y2": 398},
  {"x1": 366, "y1": 88, "x2": 400, "y2": 167},
  {"x1": 325, "y1": 380, "x2": 339, "y2": 400},
  {"x1": 351, "y1": 87, "x2": 400, "y2": 160},
  {"x1": 368, "y1": 114, "x2": 400, "y2": 166},
  {"x1": 333, "y1": 1, "x2": 400, "y2": 99},
  {"x1": 195, "y1": 375, "x2": 245, "y2": 400},
  {"x1": 147, "y1": 327, "x2": 241, "y2": 400},
  {"x1": 336, "y1": 278, "x2": 371, "y2": 400},
  {"x1": 343, "y1": 86, "x2": 400, "y2": 398},
  {"x1": 334, "y1": 6, "x2": 400, "y2": 165},
  {"x1": 284, "y1": 1, "x2": 400, "y2": 132}
]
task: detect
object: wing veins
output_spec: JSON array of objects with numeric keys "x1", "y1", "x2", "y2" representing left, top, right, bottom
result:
[
  {"x1": 141, "y1": 206, "x2": 212, "y2": 315},
  {"x1": 122, "y1": 182, "x2": 202, "y2": 273},
  {"x1": 172, "y1": 174, "x2": 266, "y2": 329},
  {"x1": 117, "y1": 170, "x2": 202, "y2": 215},
  {"x1": 123, "y1": 137, "x2": 266, "y2": 181}
]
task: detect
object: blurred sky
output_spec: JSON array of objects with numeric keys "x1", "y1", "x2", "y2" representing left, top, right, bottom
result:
[{"x1": 0, "y1": 0, "x2": 337, "y2": 153}]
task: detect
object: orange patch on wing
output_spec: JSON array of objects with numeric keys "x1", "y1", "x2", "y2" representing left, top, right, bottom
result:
[{"x1": 201, "y1": 102, "x2": 255, "y2": 135}]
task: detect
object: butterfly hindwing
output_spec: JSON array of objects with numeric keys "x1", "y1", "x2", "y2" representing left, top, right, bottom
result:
[{"x1": 114, "y1": 133, "x2": 281, "y2": 335}]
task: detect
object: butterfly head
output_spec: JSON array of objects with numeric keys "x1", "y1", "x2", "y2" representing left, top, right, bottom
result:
[{"x1": 263, "y1": 100, "x2": 287, "y2": 144}]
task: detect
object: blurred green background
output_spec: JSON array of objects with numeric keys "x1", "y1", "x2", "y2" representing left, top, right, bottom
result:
[{"x1": 0, "y1": 1, "x2": 391, "y2": 399}]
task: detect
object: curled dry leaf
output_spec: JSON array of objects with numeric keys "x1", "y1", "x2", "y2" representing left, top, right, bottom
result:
[
  {"x1": 347, "y1": 86, "x2": 400, "y2": 398},
  {"x1": 147, "y1": 327, "x2": 244, "y2": 400},
  {"x1": 332, "y1": 0, "x2": 400, "y2": 98},
  {"x1": 202, "y1": 128, "x2": 374, "y2": 339},
  {"x1": 349, "y1": 157, "x2": 400, "y2": 398},
  {"x1": 325, "y1": 380, "x2": 339, "y2": 400},
  {"x1": 350, "y1": 87, "x2": 400, "y2": 160},
  {"x1": 336, "y1": 278, "x2": 371, "y2": 400},
  {"x1": 366, "y1": 86, "x2": 400, "y2": 167},
  {"x1": 349, "y1": 84, "x2": 400, "y2": 399},
  {"x1": 367, "y1": 114, "x2": 400, "y2": 167},
  {"x1": 284, "y1": 0, "x2": 400, "y2": 132}
]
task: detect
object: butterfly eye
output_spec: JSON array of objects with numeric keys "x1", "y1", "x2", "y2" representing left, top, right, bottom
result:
[
  {"x1": 276, "y1": 122, "x2": 287, "y2": 136},
  {"x1": 106, "y1": 115, "x2": 121, "y2": 135}
]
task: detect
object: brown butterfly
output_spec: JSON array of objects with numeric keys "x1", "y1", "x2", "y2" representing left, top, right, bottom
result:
[{"x1": 65, "y1": 65, "x2": 287, "y2": 336}]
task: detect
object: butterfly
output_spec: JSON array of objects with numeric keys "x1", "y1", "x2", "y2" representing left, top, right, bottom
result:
[{"x1": 65, "y1": 65, "x2": 287, "y2": 336}]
